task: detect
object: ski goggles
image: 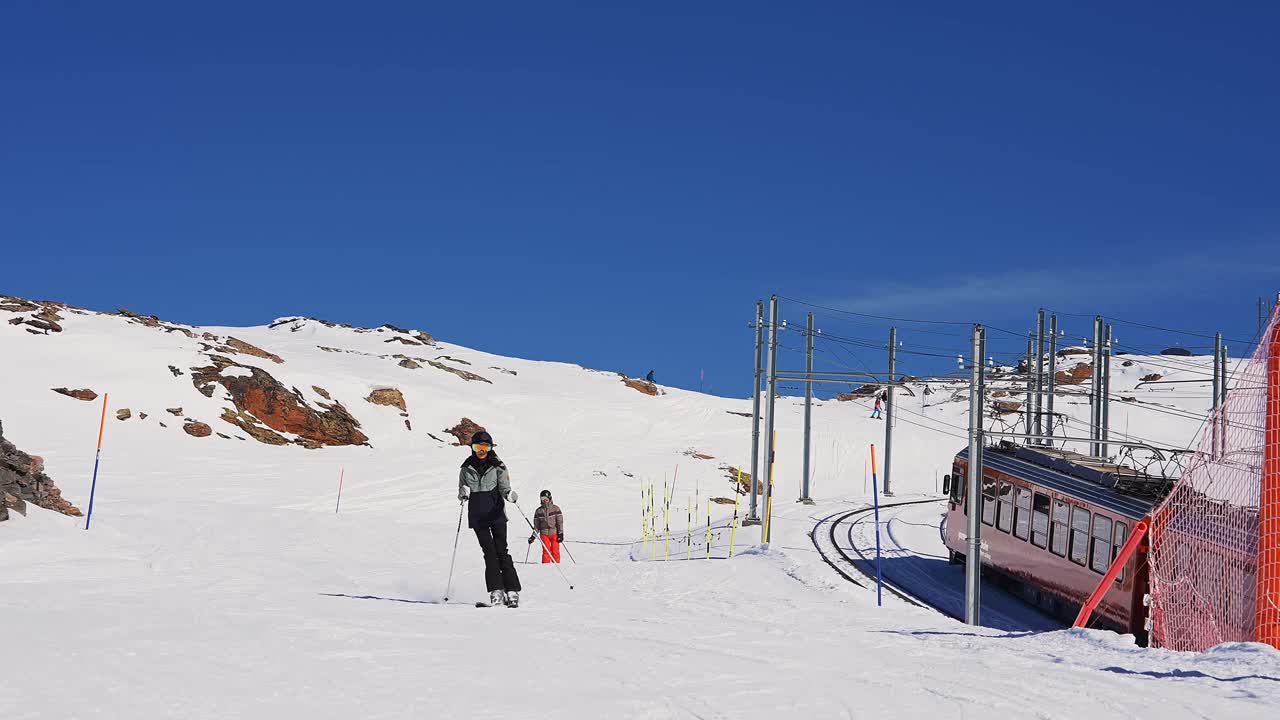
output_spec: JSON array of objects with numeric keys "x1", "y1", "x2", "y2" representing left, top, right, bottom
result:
[{"x1": 471, "y1": 442, "x2": 493, "y2": 452}]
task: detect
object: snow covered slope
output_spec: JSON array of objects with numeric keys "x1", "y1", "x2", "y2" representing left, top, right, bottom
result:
[{"x1": 1, "y1": 296, "x2": 1276, "y2": 719}]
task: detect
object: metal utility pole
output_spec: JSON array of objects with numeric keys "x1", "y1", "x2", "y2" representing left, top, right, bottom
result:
[
  {"x1": 1034, "y1": 310, "x2": 1046, "y2": 439},
  {"x1": 1090, "y1": 316, "x2": 1103, "y2": 456},
  {"x1": 884, "y1": 326, "x2": 897, "y2": 497},
  {"x1": 1212, "y1": 331, "x2": 1222, "y2": 459},
  {"x1": 1219, "y1": 341, "x2": 1229, "y2": 458},
  {"x1": 965, "y1": 324, "x2": 986, "y2": 626},
  {"x1": 760, "y1": 296, "x2": 780, "y2": 539},
  {"x1": 1024, "y1": 334, "x2": 1034, "y2": 436},
  {"x1": 746, "y1": 300, "x2": 764, "y2": 525},
  {"x1": 1046, "y1": 314, "x2": 1058, "y2": 446},
  {"x1": 1100, "y1": 323, "x2": 1112, "y2": 459},
  {"x1": 799, "y1": 313, "x2": 815, "y2": 504}
]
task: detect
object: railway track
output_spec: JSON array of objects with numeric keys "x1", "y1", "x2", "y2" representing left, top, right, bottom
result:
[
  {"x1": 810, "y1": 498, "x2": 958, "y2": 619},
  {"x1": 811, "y1": 498, "x2": 1063, "y2": 631}
]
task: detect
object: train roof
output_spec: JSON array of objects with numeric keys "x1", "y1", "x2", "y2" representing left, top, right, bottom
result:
[{"x1": 957, "y1": 443, "x2": 1165, "y2": 521}]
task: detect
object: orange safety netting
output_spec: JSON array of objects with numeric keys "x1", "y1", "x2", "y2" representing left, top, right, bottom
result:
[{"x1": 1148, "y1": 306, "x2": 1280, "y2": 651}]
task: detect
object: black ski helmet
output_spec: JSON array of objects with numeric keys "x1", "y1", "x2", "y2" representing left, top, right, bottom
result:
[
  {"x1": 540, "y1": 489, "x2": 552, "y2": 500},
  {"x1": 471, "y1": 430, "x2": 494, "y2": 446}
]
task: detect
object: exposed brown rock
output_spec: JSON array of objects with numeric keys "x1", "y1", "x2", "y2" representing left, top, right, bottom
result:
[
  {"x1": 992, "y1": 400, "x2": 1022, "y2": 414},
  {"x1": 0, "y1": 419, "x2": 82, "y2": 519},
  {"x1": 836, "y1": 384, "x2": 881, "y2": 401},
  {"x1": 366, "y1": 388, "x2": 407, "y2": 413},
  {"x1": 116, "y1": 409, "x2": 132, "y2": 421},
  {"x1": 622, "y1": 378, "x2": 659, "y2": 396},
  {"x1": 1141, "y1": 373, "x2": 1163, "y2": 382},
  {"x1": 166, "y1": 407, "x2": 183, "y2": 416},
  {"x1": 1055, "y1": 362, "x2": 1094, "y2": 386},
  {"x1": 429, "y1": 360, "x2": 491, "y2": 383},
  {"x1": 312, "y1": 386, "x2": 331, "y2": 400},
  {"x1": 183, "y1": 421, "x2": 213, "y2": 438},
  {"x1": 724, "y1": 465, "x2": 760, "y2": 494},
  {"x1": 169, "y1": 365, "x2": 184, "y2": 377},
  {"x1": 139, "y1": 412, "x2": 148, "y2": 420},
  {"x1": 226, "y1": 337, "x2": 284, "y2": 364},
  {"x1": 385, "y1": 337, "x2": 421, "y2": 346},
  {"x1": 726, "y1": 411, "x2": 752, "y2": 418},
  {"x1": 0, "y1": 298, "x2": 39, "y2": 313},
  {"x1": 711, "y1": 497, "x2": 736, "y2": 505},
  {"x1": 398, "y1": 358, "x2": 421, "y2": 369},
  {"x1": 52, "y1": 387, "x2": 98, "y2": 401},
  {"x1": 191, "y1": 356, "x2": 368, "y2": 447},
  {"x1": 219, "y1": 409, "x2": 289, "y2": 445},
  {"x1": 404, "y1": 419, "x2": 412, "y2": 431},
  {"x1": 445, "y1": 418, "x2": 486, "y2": 446}
]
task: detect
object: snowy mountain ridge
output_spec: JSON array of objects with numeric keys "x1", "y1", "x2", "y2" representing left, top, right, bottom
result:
[{"x1": 2, "y1": 293, "x2": 1278, "y2": 719}]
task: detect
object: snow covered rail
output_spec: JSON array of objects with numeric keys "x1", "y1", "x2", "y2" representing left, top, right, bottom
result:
[
  {"x1": 811, "y1": 499, "x2": 951, "y2": 615},
  {"x1": 814, "y1": 500, "x2": 1066, "y2": 632}
]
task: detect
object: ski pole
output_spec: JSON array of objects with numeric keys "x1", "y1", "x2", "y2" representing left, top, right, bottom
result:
[
  {"x1": 561, "y1": 540, "x2": 578, "y2": 565},
  {"x1": 513, "y1": 502, "x2": 574, "y2": 589},
  {"x1": 525, "y1": 542, "x2": 532, "y2": 564},
  {"x1": 443, "y1": 499, "x2": 466, "y2": 602}
]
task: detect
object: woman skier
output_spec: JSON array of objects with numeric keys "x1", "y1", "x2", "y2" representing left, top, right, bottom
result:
[
  {"x1": 528, "y1": 490, "x2": 565, "y2": 563},
  {"x1": 458, "y1": 430, "x2": 522, "y2": 607}
]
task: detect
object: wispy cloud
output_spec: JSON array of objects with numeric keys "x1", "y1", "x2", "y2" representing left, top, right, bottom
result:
[{"x1": 818, "y1": 255, "x2": 1280, "y2": 316}]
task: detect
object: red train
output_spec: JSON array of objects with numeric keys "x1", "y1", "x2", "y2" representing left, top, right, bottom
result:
[{"x1": 942, "y1": 441, "x2": 1172, "y2": 644}]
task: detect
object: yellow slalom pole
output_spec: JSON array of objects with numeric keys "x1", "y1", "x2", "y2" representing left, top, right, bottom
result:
[
  {"x1": 650, "y1": 483, "x2": 657, "y2": 561},
  {"x1": 664, "y1": 483, "x2": 671, "y2": 561},
  {"x1": 729, "y1": 469, "x2": 742, "y2": 558},
  {"x1": 706, "y1": 499, "x2": 711, "y2": 560}
]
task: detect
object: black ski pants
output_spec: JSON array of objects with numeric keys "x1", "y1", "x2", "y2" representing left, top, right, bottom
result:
[{"x1": 473, "y1": 522, "x2": 521, "y2": 593}]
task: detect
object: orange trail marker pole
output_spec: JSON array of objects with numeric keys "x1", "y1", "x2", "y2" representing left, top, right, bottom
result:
[
  {"x1": 84, "y1": 393, "x2": 109, "y2": 530},
  {"x1": 1259, "y1": 322, "x2": 1280, "y2": 648}
]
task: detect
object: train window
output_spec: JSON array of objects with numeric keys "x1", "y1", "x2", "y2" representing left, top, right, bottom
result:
[
  {"x1": 1090, "y1": 514, "x2": 1113, "y2": 574},
  {"x1": 1069, "y1": 506, "x2": 1090, "y2": 566},
  {"x1": 1031, "y1": 493, "x2": 1050, "y2": 548},
  {"x1": 1050, "y1": 500, "x2": 1070, "y2": 557},
  {"x1": 981, "y1": 476, "x2": 996, "y2": 526},
  {"x1": 951, "y1": 468, "x2": 964, "y2": 503},
  {"x1": 997, "y1": 482, "x2": 1014, "y2": 533},
  {"x1": 1113, "y1": 522, "x2": 1128, "y2": 582},
  {"x1": 1014, "y1": 488, "x2": 1031, "y2": 540}
]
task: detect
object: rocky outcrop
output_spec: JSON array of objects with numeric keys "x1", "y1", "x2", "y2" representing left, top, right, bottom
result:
[
  {"x1": 0, "y1": 419, "x2": 81, "y2": 521},
  {"x1": 52, "y1": 387, "x2": 98, "y2": 401},
  {"x1": 220, "y1": 409, "x2": 289, "y2": 445},
  {"x1": 312, "y1": 386, "x2": 331, "y2": 400},
  {"x1": 184, "y1": 421, "x2": 212, "y2": 438},
  {"x1": 191, "y1": 355, "x2": 368, "y2": 447},
  {"x1": 1055, "y1": 362, "x2": 1093, "y2": 386},
  {"x1": 836, "y1": 384, "x2": 880, "y2": 401},
  {"x1": 1141, "y1": 373, "x2": 1163, "y2": 382},
  {"x1": 366, "y1": 388, "x2": 407, "y2": 413},
  {"x1": 116, "y1": 409, "x2": 132, "y2": 421},
  {"x1": 724, "y1": 465, "x2": 760, "y2": 494},
  {"x1": 428, "y1": 360, "x2": 491, "y2": 383},
  {"x1": 622, "y1": 377, "x2": 660, "y2": 396},
  {"x1": 225, "y1": 337, "x2": 284, "y2": 364},
  {"x1": 445, "y1": 418, "x2": 486, "y2": 446},
  {"x1": 398, "y1": 358, "x2": 421, "y2": 369},
  {"x1": 992, "y1": 400, "x2": 1022, "y2": 414},
  {"x1": 166, "y1": 407, "x2": 183, "y2": 416},
  {"x1": 5, "y1": 303, "x2": 64, "y2": 334}
]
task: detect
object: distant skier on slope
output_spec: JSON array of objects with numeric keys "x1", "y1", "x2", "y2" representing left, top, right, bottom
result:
[
  {"x1": 528, "y1": 490, "x2": 564, "y2": 563},
  {"x1": 458, "y1": 430, "x2": 522, "y2": 607},
  {"x1": 645, "y1": 369, "x2": 655, "y2": 384},
  {"x1": 871, "y1": 394, "x2": 883, "y2": 419}
]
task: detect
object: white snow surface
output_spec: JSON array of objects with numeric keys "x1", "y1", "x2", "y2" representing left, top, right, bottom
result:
[{"x1": 1, "y1": 304, "x2": 1277, "y2": 719}]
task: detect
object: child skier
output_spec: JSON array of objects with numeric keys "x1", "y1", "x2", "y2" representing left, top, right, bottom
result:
[
  {"x1": 528, "y1": 490, "x2": 564, "y2": 563},
  {"x1": 871, "y1": 394, "x2": 883, "y2": 419},
  {"x1": 458, "y1": 431, "x2": 522, "y2": 607}
]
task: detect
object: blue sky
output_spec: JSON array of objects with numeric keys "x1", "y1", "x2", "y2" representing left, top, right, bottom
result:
[{"x1": 3, "y1": 3, "x2": 1278, "y2": 396}]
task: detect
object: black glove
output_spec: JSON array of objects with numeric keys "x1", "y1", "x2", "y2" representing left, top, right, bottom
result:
[
  {"x1": 557, "y1": 533, "x2": 564, "y2": 543},
  {"x1": 528, "y1": 534, "x2": 536, "y2": 544}
]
